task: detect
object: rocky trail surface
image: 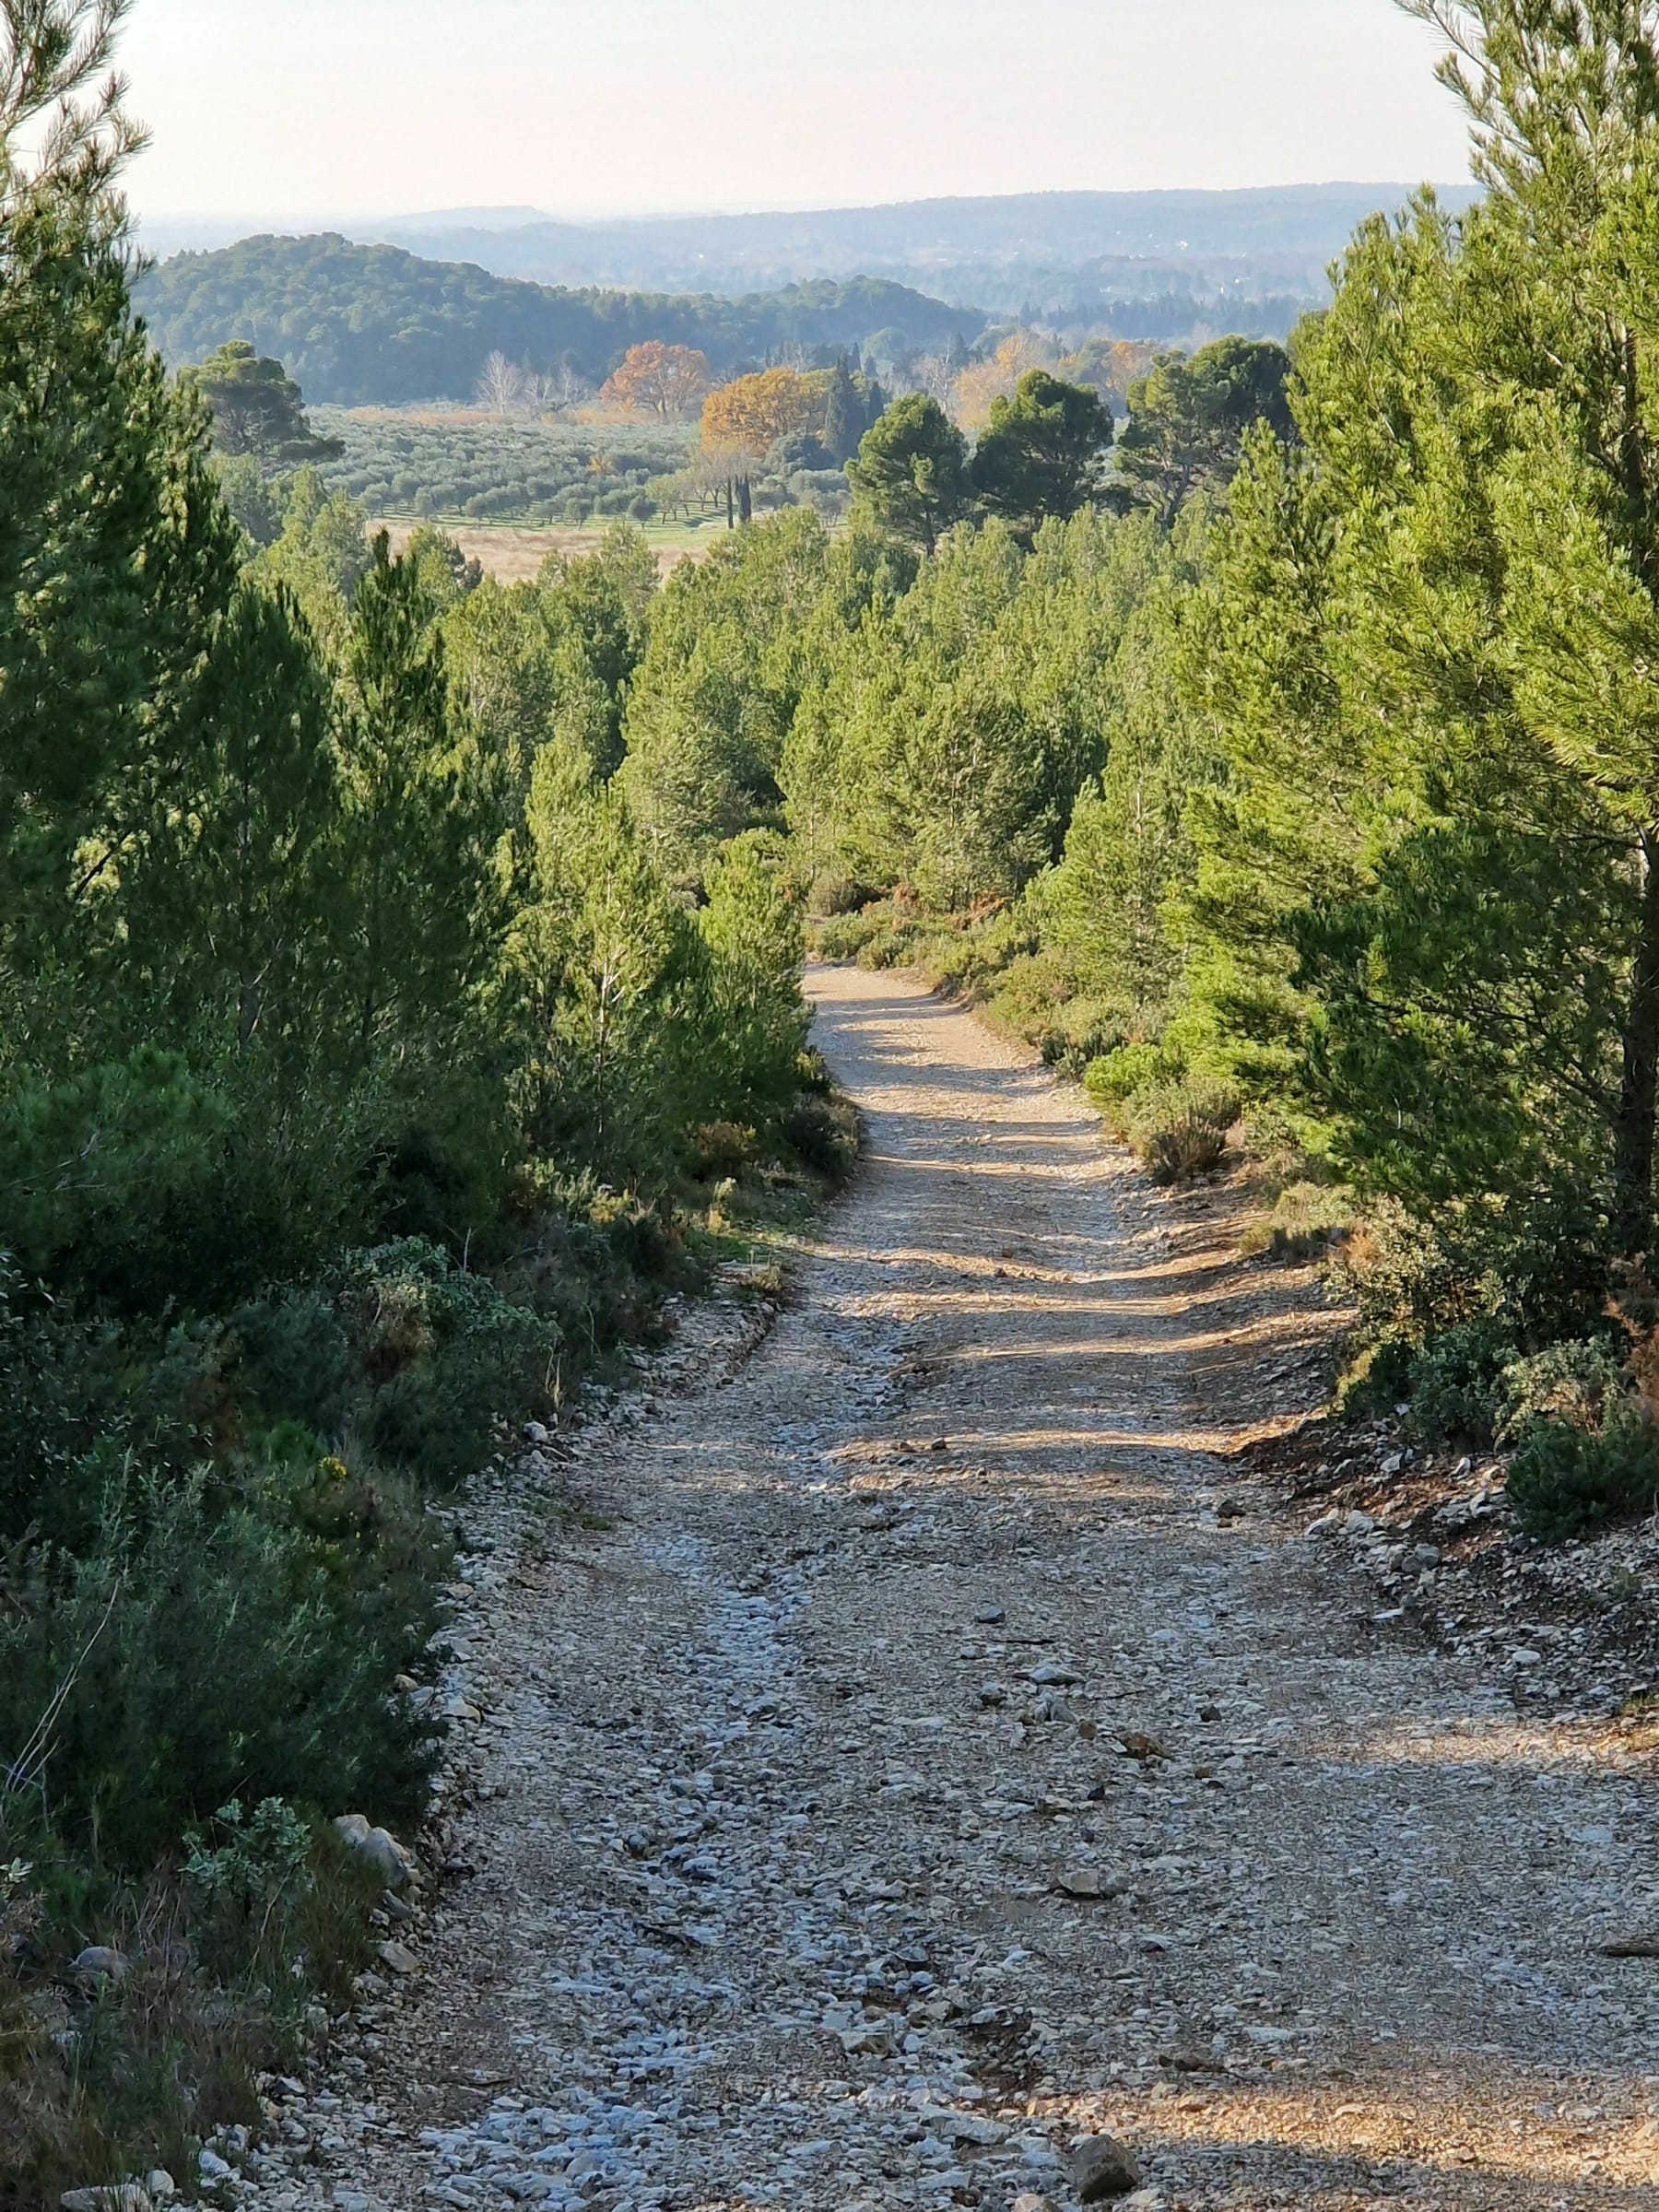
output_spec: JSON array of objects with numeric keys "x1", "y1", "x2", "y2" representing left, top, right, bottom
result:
[{"x1": 261, "y1": 966, "x2": 1659, "y2": 2211}]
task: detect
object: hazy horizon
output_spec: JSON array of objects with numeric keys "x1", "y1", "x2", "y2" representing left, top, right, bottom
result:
[
  {"x1": 134, "y1": 178, "x2": 1477, "y2": 235},
  {"x1": 122, "y1": 0, "x2": 1473, "y2": 225}
]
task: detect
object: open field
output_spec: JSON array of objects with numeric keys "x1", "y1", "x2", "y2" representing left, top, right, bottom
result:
[{"x1": 378, "y1": 514, "x2": 719, "y2": 581}]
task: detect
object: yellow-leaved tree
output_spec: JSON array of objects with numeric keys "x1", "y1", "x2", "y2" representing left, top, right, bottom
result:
[
  {"x1": 950, "y1": 332, "x2": 1059, "y2": 432},
  {"x1": 699, "y1": 368, "x2": 828, "y2": 522},
  {"x1": 702, "y1": 368, "x2": 824, "y2": 453},
  {"x1": 598, "y1": 342, "x2": 712, "y2": 420}
]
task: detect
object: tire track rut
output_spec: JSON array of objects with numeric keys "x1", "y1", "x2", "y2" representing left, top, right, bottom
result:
[{"x1": 262, "y1": 963, "x2": 1659, "y2": 2212}]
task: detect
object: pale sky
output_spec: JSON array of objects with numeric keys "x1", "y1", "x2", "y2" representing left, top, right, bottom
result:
[{"x1": 122, "y1": 0, "x2": 1473, "y2": 221}]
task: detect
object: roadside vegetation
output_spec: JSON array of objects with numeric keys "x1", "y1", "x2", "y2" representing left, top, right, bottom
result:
[
  {"x1": 0, "y1": 6, "x2": 848, "y2": 2198},
  {"x1": 603, "y1": 5, "x2": 1659, "y2": 1557},
  {"x1": 8, "y1": 0, "x2": 1659, "y2": 2194}
]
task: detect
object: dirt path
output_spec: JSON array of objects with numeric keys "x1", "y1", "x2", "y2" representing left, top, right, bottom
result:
[{"x1": 274, "y1": 965, "x2": 1659, "y2": 2212}]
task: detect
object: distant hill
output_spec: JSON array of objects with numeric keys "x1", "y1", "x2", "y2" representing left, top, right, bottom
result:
[
  {"x1": 357, "y1": 183, "x2": 1481, "y2": 305},
  {"x1": 134, "y1": 235, "x2": 986, "y2": 406}
]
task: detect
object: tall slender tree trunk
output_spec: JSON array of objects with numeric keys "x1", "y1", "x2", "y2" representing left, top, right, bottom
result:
[{"x1": 1613, "y1": 826, "x2": 1659, "y2": 1254}]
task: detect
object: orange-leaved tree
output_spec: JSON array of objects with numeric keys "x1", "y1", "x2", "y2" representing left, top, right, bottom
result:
[
  {"x1": 700, "y1": 368, "x2": 825, "y2": 458},
  {"x1": 1057, "y1": 337, "x2": 1163, "y2": 417},
  {"x1": 599, "y1": 343, "x2": 712, "y2": 420}
]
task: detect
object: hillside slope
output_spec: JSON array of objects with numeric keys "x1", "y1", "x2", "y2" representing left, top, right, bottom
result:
[
  {"x1": 350, "y1": 182, "x2": 1480, "y2": 297},
  {"x1": 135, "y1": 234, "x2": 985, "y2": 404}
]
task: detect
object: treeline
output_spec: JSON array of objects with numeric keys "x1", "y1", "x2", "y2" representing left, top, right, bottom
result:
[
  {"x1": 1, "y1": 8, "x2": 842, "y2": 2194},
  {"x1": 616, "y1": 0, "x2": 1659, "y2": 1549},
  {"x1": 134, "y1": 233, "x2": 985, "y2": 406}
]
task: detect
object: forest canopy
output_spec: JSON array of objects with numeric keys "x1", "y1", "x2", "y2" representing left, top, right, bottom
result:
[{"x1": 134, "y1": 233, "x2": 986, "y2": 405}]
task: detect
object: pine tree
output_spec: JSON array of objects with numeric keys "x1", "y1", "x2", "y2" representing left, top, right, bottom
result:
[
  {"x1": 0, "y1": 47, "x2": 238, "y2": 1015},
  {"x1": 189, "y1": 340, "x2": 344, "y2": 465},
  {"x1": 822, "y1": 356, "x2": 862, "y2": 465},
  {"x1": 1188, "y1": 140, "x2": 1652, "y2": 1267},
  {"x1": 123, "y1": 580, "x2": 341, "y2": 1058},
  {"x1": 845, "y1": 395, "x2": 970, "y2": 555},
  {"x1": 618, "y1": 511, "x2": 834, "y2": 875},
  {"x1": 338, "y1": 535, "x2": 502, "y2": 1069},
  {"x1": 513, "y1": 745, "x2": 706, "y2": 1177},
  {"x1": 971, "y1": 370, "x2": 1114, "y2": 543},
  {"x1": 1115, "y1": 338, "x2": 1293, "y2": 523},
  {"x1": 698, "y1": 832, "x2": 807, "y2": 1120}
]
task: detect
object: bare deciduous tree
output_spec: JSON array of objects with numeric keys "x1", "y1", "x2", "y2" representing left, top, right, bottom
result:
[
  {"x1": 474, "y1": 350, "x2": 527, "y2": 414},
  {"x1": 909, "y1": 353, "x2": 958, "y2": 406},
  {"x1": 529, "y1": 360, "x2": 593, "y2": 415}
]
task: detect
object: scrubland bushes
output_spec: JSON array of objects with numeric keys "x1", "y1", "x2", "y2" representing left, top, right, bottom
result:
[
  {"x1": 607, "y1": 1, "x2": 1659, "y2": 1554},
  {"x1": 0, "y1": 7, "x2": 844, "y2": 2189}
]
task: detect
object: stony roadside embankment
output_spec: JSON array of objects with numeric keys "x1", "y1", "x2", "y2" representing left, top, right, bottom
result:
[
  {"x1": 1241, "y1": 1416, "x2": 1659, "y2": 1724},
  {"x1": 207, "y1": 964, "x2": 1659, "y2": 2212}
]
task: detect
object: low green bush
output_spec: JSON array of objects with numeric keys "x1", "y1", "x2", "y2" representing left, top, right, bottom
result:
[
  {"x1": 503, "y1": 1173, "x2": 682, "y2": 1374},
  {"x1": 1238, "y1": 1177, "x2": 1354, "y2": 1261},
  {"x1": 807, "y1": 872, "x2": 876, "y2": 918},
  {"x1": 181, "y1": 1795, "x2": 381, "y2": 2009},
  {"x1": 1404, "y1": 1314, "x2": 1518, "y2": 1444},
  {"x1": 688, "y1": 1122, "x2": 756, "y2": 1181},
  {"x1": 230, "y1": 1287, "x2": 354, "y2": 1439},
  {"x1": 1027, "y1": 998, "x2": 1125, "y2": 1079},
  {"x1": 0, "y1": 1471, "x2": 440, "y2": 1875},
  {"x1": 1083, "y1": 1041, "x2": 1182, "y2": 1133},
  {"x1": 1125, "y1": 1076, "x2": 1241, "y2": 1183},
  {"x1": 337, "y1": 1239, "x2": 554, "y2": 1489},
  {"x1": 1507, "y1": 1406, "x2": 1659, "y2": 1541},
  {"x1": 1495, "y1": 1336, "x2": 1626, "y2": 1444},
  {"x1": 781, "y1": 1089, "x2": 859, "y2": 1182},
  {"x1": 855, "y1": 923, "x2": 917, "y2": 970},
  {"x1": 811, "y1": 897, "x2": 935, "y2": 973}
]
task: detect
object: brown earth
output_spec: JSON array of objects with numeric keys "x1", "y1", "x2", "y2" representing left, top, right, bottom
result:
[{"x1": 250, "y1": 963, "x2": 1659, "y2": 2212}]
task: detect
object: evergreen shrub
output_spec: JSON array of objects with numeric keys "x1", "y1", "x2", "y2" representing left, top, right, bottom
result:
[
  {"x1": 1083, "y1": 1041, "x2": 1182, "y2": 1134},
  {"x1": 781, "y1": 1089, "x2": 859, "y2": 1182},
  {"x1": 0, "y1": 1473, "x2": 440, "y2": 1873},
  {"x1": 1495, "y1": 1337, "x2": 1627, "y2": 1444},
  {"x1": 1405, "y1": 1315, "x2": 1518, "y2": 1445},
  {"x1": 1126, "y1": 1077, "x2": 1241, "y2": 1183},
  {"x1": 1507, "y1": 1408, "x2": 1659, "y2": 1541},
  {"x1": 338, "y1": 1240, "x2": 553, "y2": 1489}
]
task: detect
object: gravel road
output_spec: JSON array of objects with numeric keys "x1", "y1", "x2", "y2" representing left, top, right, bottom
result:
[{"x1": 276, "y1": 963, "x2": 1659, "y2": 2212}]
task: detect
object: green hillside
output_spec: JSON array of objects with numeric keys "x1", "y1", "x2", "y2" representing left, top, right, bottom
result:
[{"x1": 135, "y1": 233, "x2": 985, "y2": 405}]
